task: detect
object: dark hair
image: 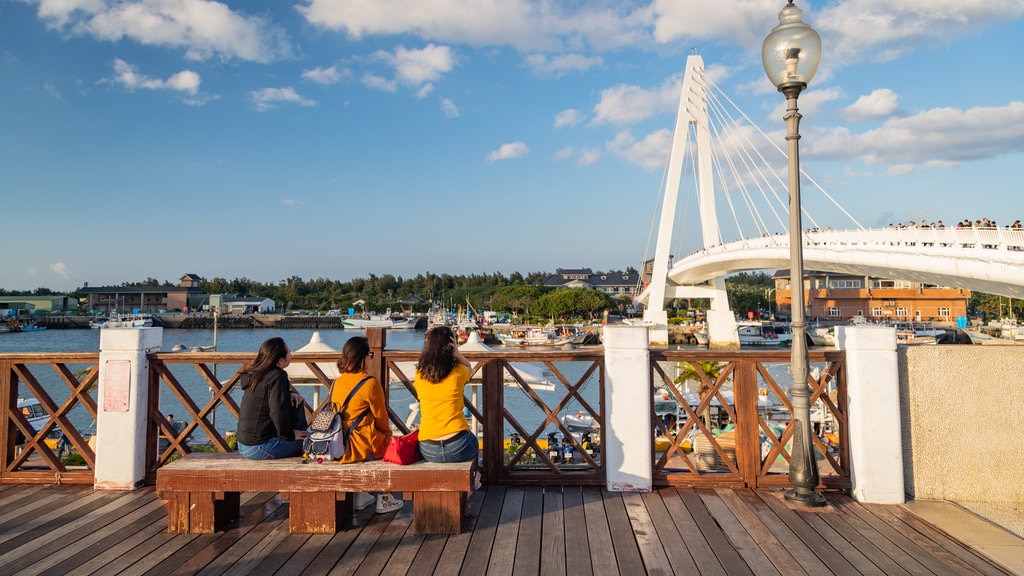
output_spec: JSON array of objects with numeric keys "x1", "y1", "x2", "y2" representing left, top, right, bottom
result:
[
  {"x1": 417, "y1": 327, "x2": 459, "y2": 383},
  {"x1": 337, "y1": 336, "x2": 370, "y2": 374},
  {"x1": 242, "y1": 337, "x2": 289, "y2": 390}
]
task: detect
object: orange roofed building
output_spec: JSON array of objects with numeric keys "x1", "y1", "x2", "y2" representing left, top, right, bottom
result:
[{"x1": 772, "y1": 270, "x2": 970, "y2": 323}]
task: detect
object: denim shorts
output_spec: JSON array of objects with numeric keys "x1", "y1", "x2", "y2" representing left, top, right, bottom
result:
[
  {"x1": 237, "y1": 436, "x2": 304, "y2": 460},
  {"x1": 418, "y1": 430, "x2": 479, "y2": 463}
]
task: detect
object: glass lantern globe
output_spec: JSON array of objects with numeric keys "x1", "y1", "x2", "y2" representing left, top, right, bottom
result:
[{"x1": 762, "y1": 2, "x2": 821, "y2": 88}]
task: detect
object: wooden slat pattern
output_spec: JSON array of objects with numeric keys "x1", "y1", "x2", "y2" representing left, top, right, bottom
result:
[{"x1": 0, "y1": 486, "x2": 1011, "y2": 576}]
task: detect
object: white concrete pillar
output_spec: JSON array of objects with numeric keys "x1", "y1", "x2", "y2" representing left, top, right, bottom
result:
[
  {"x1": 602, "y1": 325, "x2": 652, "y2": 492},
  {"x1": 94, "y1": 327, "x2": 162, "y2": 490},
  {"x1": 836, "y1": 325, "x2": 904, "y2": 503}
]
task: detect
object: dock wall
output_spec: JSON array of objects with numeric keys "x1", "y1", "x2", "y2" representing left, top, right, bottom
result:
[{"x1": 899, "y1": 345, "x2": 1024, "y2": 504}]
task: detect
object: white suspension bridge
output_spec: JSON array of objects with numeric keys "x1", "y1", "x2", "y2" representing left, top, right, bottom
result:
[{"x1": 636, "y1": 55, "x2": 1024, "y2": 348}]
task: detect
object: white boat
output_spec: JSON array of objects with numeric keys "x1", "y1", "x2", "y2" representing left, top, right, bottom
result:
[
  {"x1": 16, "y1": 398, "x2": 63, "y2": 449},
  {"x1": 691, "y1": 321, "x2": 793, "y2": 347},
  {"x1": 498, "y1": 327, "x2": 574, "y2": 347},
  {"x1": 737, "y1": 321, "x2": 793, "y2": 346},
  {"x1": 964, "y1": 328, "x2": 1024, "y2": 345},
  {"x1": 343, "y1": 308, "x2": 416, "y2": 329},
  {"x1": 890, "y1": 321, "x2": 940, "y2": 345},
  {"x1": 90, "y1": 313, "x2": 154, "y2": 329},
  {"x1": 997, "y1": 321, "x2": 1024, "y2": 341}
]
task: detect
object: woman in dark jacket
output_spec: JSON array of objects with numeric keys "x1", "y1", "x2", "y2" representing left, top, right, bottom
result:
[{"x1": 236, "y1": 337, "x2": 308, "y2": 459}]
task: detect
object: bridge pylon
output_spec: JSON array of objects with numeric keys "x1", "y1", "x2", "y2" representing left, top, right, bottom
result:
[{"x1": 641, "y1": 55, "x2": 739, "y2": 349}]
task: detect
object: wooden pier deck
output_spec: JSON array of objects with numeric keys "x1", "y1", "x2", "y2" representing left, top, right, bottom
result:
[{"x1": 0, "y1": 484, "x2": 1011, "y2": 576}]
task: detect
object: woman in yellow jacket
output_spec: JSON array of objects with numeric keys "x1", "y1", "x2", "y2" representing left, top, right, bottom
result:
[{"x1": 331, "y1": 336, "x2": 403, "y2": 513}]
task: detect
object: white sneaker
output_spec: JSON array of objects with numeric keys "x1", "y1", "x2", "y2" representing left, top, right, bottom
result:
[
  {"x1": 353, "y1": 492, "x2": 376, "y2": 510},
  {"x1": 375, "y1": 493, "x2": 404, "y2": 514}
]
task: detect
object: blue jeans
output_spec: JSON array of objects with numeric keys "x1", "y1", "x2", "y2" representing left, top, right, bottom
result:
[
  {"x1": 418, "y1": 430, "x2": 479, "y2": 463},
  {"x1": 238, "y1": 436, "x2": 305, "y2": 460}
]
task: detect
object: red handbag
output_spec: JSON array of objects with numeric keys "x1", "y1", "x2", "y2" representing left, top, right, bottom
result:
[{"x1": 383, "y1": 430, "x2": 420, "y2": 465}]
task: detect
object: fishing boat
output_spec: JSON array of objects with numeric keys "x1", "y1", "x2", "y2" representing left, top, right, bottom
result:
[
  {"x1": 964, "y1": 328, "x2": 1024, "y2": 345},
  {"x1": 342, "y1": 308, "x2": 416, "y2": 329},
  {"x1": 737, "y1": 321, "x2": 793, "y2": 346},
  {"x1": 90, "y1": 313, "x2": 154, "y2": 329},
  {"x1": 498, "y1": 327, "x2": 574, "y2": 347},
  {"x1": 15, "y1": 398, "x2": 63, "y2": 450},
  {"x1": 694, "y1": 321, "x2": 793, "y2": 347}
]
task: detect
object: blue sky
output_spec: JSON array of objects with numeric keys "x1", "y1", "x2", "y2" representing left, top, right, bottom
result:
[{"x1": 2, "y1": 0, "x2": 1023, "y2": 293}]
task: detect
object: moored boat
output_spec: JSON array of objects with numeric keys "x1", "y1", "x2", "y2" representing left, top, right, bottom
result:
[
  {"x1": 90, "y1": 313, "x2": 154, "y2": 329},
  {"x1": 498, "y1": 327, "x2": 574, "y2": 347}
]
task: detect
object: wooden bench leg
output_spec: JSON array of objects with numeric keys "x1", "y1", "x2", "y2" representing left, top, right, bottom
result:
[
  {"x1": 412, "y1": 491, "x2": 465, "y2": 535},
  {"x1": 286, "y1": 492, "x2": 351, "y2": 533},
  {"x1": 161, "y1": 491, "x2": 239, "y2": 533}
]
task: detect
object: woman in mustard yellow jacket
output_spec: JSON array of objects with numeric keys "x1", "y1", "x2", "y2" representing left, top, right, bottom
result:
[{"x1": 331, "y1": 336, "x2": 403, "y2": 513}]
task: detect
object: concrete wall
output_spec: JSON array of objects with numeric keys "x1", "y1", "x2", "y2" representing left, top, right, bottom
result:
[{"x1": 900, "y1": 345, "x2": 1024, "y2": 503}]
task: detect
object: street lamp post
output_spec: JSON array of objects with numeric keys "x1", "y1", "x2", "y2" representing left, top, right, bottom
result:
[{"x1": 762, "y1": 1, "x2": 826, "y2": 507}]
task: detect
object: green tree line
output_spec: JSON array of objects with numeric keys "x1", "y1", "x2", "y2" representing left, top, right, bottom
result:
[{"x1": 6, "y1": 269, "x2": 1015, "y2": 321}]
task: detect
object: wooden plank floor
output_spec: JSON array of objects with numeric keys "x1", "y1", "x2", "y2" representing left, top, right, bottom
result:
[{"x1": 0, "y1": 483, "x2": 1012, "y2": 576}]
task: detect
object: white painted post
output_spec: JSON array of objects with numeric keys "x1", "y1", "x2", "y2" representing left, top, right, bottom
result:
[
  {"x1": 602, "y1": 325, "x2": 653, "y2": 492},
  {"x1": 94, "y1": 327, "x2": 163, "y2": 490},
  {"x1": 836, "y1": 325, "x2": 904, "y2": 503}
]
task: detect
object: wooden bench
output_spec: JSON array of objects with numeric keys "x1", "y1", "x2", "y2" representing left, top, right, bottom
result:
[{"x1": 155, "y1": 452, "x2": 475, "y2": 535}]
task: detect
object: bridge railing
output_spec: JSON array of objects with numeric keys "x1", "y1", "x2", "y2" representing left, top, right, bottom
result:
[{"x1": 698, "y1": 226, "x2": 1024, "y2": 254}]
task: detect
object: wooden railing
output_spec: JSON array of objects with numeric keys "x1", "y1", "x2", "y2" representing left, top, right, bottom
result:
[
  {"x1": 650, "y1": 348, "x2": 849, "y2": 490},
  {"x1": 3, "y1": 329, "x2": 849, "y2": 491},
  {"x1": 0, "y1": 354, "x2": 99, "y2": 484}
]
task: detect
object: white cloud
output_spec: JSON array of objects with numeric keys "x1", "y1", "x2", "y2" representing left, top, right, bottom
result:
[
  {"x1": 887, "y1": 164, "x2": 921, "y2": 176},
  {"x1": 391, "y1": 44, "x2": 456, "y2": 85},
  {"x1": 769, "y1": 86, "x2": 843, "y2": 119},
  {"x1": 552, "y1": 146, "x2": 601, "y2": 165},
  {"x1": 843, "y1": 89, "x2": 899, "y2": 122},
  {"x1": 43, "y1": 81, "x2": 62, "y2": 99},
  {"x1": 577, "y1": 148, "x2": 602, "y2": 166},
  {"x1": 817, "y1": 0, "x2": 1024, "y2": 66},
  {"x1": 50, "y1": 262, "x2": 71, "y2": 279},
  {"x1": 298, "y1": 0, "x2": 650, "y2": 52},
  {"x1": 591, "y1": 74, "x2": 682, "y2": 126},
  {"x1": 651, "y1": 0, "x2": 780, "y2": 47},
  {"x1": 303, "y1": 65, "x2": 347, "y2": 84},
  {"x1": 250, "y1": 87, "x2": 316, "y2": 111},
  {"x1": 553, "y1": 146, "x2": 575, "y2": 161},
  {"x1": 280, "y1": 199, "x2": 297, "y2": 206},
  {"x1": 525, "y1": 53, "x2": 602, "y2": 77},
  {"x1": 35, "y1": 0, "x2": 291, "y2": 63},
  {"x1": 363, "y1": 44, "x2": 456, "y2": 94},
  {"x1": 606, "y1": 129, "x2": 672, "y2": 170},
  {"x1": 486, "y1": 141, "x2": 529, "y2": 162},
  {"x1": 108, "y1": 59, "x2": 200, "y2": 96},
  {"x1": 554, "y1": 109, "x2": 582, "y2": 128},
  {"x1": 809, "y1": 102, "x2": 1024, "y2": 166},
  {"x1": 440, "y1": 98, "x2": 459, "y2": 118},
  {"x1": 361, "y1": 73, "x2": 397, "y2": 92}
]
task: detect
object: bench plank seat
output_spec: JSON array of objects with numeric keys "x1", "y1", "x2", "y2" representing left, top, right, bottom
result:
[{"x1": 156, "y1": 453, "x2": 474, "y2": 535}]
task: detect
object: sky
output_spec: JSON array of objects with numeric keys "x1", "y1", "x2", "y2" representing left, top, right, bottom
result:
[{"x1": 2, "y1": 0, "x2": 1023, "y2": 293}]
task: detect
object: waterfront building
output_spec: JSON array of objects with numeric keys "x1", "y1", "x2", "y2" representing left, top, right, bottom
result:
[
  {"x1": 0, "y1": 295, "x2": 76, "y2": 313},
  {"x1": 542, "y1": 268, "x2": 641, "y2": 298},
  {"x1": 772, "y1": 270, "x2": 970, "y2": 323},
  {"x1": 80, "y1": 273, "x2": 205, "y2": 314},
  {"x1": 216, "y1": 295, "x2": 276, "y2": 314}
]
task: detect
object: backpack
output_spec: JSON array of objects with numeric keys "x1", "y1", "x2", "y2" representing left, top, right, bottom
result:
[{"x1": 303, "y1": 377, "x2": 370, "y2": 463}]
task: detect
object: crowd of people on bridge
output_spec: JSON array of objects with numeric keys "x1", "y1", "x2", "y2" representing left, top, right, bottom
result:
[{"x1": 885, "y1": 218, "x2": 1023, "y2": 230}]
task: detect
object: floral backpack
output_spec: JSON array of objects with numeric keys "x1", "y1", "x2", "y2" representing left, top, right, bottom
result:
[{"x1": 303, "y1": 377, "x2": 370, "y2": 463}]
